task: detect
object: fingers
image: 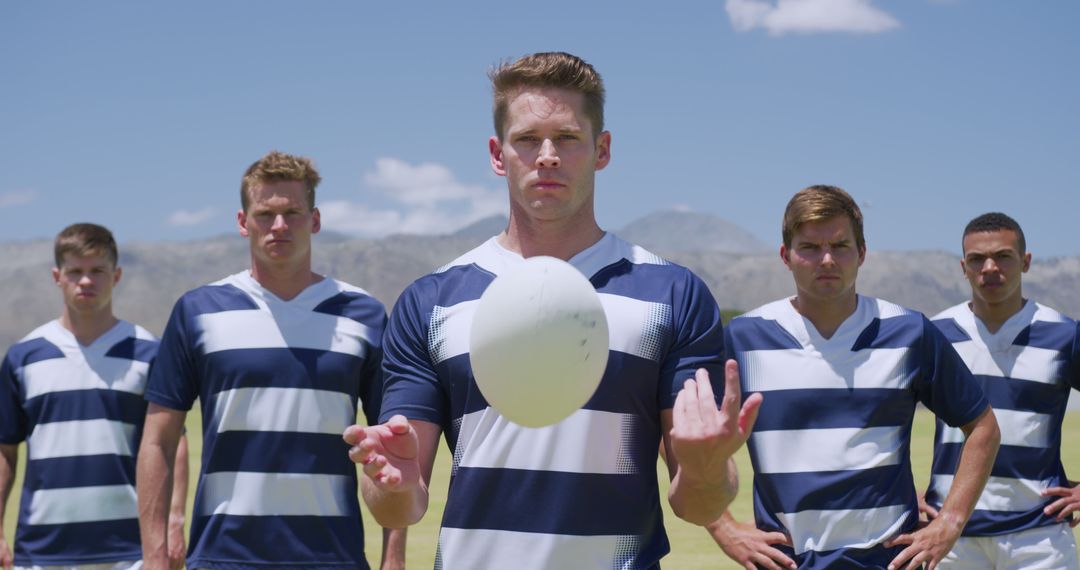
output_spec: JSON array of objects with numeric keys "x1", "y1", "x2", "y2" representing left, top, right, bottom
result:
[
  {"x1": 887, "y1": 545, "x2": 918, "y2": 570},
  {"x1": 883, "y1": 532, "x2": 913, "y2": 549},
  {"x1": 694, "y1": 367, "x2": 719, "y2": 418},
  {"x1": 763, "y1": 531, "x2": 793, "y2": 546}
]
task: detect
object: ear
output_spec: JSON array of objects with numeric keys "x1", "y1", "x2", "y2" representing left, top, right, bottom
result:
[
  {"x1": 113, "y1": 266, "x2": 123, "y2": 286},
  {"x1": 238, "y1": 209, "x2": 249, "y2": 237},
  {"x1": 857, "y1": 244, "x2": 867, "y2": 267},
  {"x1": 489, "y1": 136, "x2": 507, "y2": 177},
  {"x1": 594, "y1": 131, "x2": 612, "y2": 171},
  {"x1": 1022, "y1": 251, "x2": 1031, "y2": 273},
  {"x1": 779, "y1": 244, "x2": 792, "y2": 271},
  {"x1": 311, "y1": 207, "x2": 321, "y2": 235},
  {"x1": 52, "y1": 266, "x2": 61, "y2": 286}
]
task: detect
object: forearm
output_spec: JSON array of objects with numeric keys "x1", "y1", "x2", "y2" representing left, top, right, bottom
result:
[
  {"x1": 669, "y1": 456, "x2": 737, "y2": 526},
  {"x1": 380, "y1": 527, "x2": 407, "y2": 570},
  {"x1": 0, "y1": 444, "x2": 17, "y2": 539},
  {"x1": 939, "y1": 408, "x2": 1000, "y2": 527},
  {"x1": 138, "y1": 438, "x2": 178, "y2": 568},
  {"x1": 360, "y1": 475, "x2": 428, "y2": 529},
  {"x1": 169, "y1": 435, "x2": 189, "y2": 522}
]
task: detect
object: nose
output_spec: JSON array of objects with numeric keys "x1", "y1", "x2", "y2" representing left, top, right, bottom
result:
[
  {"x1": 271, "y1": 214, "x2": 288, "y2": 232},
  {"x1": 820, "y1": 248, "x2": 837, "y2": 267},
  {"x1": 77, "y1": 274, "x2": 93, "y2": 285},
  {"x1": 536, "y1": 139, "x2": 560, "y2": 169},
  {"x1": 981, "y1": 258, "x2": 998, "y2": 273}
]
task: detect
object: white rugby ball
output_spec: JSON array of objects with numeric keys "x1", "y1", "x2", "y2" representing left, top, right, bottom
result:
[{"x1": 469, "y1": 256, "x2": 609, "y2": 427}]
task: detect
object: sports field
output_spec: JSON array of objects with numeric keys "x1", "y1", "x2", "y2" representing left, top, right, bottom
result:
[{"x1": 4, "y1": 410, "x2": 1079, "y2": 568}]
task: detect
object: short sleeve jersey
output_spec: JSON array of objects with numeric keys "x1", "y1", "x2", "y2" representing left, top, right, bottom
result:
[
  {"x1": 0, "y1": 319, "x2": 157, "y2": 566},
  {"x1": 725, "y1": 296, "x2": 988, "y2": 568},
  {"x1": 378, "y1": 234, "x2": 725, "y2": 570},
  {"x1": 927, "y1": 301, "x2": 1080, "y2": 535},
  {"x1": 144, "y1": 271, "x2": 386, "y2": 570}
]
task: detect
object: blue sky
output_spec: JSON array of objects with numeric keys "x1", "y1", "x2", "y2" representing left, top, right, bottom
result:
[{"x1": 2, "y1": 1, "x2": 1077, "y2": 256}]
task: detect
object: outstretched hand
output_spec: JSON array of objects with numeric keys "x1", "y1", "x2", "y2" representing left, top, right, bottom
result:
[
  {"x1": 344, "y1": 415, "x2": 421, "y2": 492},
  {"x1": 1043, "y1": 480, "x2": 1080, "y2": 528},
  {"x1": 669, "y1": 360, "x2": 762, "y2": 483}
]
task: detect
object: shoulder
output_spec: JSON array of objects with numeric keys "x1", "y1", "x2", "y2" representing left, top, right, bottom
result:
[{"x1": 4, "y1": 322, "x2": 65, "y2": 368}]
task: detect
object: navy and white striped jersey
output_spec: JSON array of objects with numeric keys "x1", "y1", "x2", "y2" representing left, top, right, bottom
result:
[
  {"x1": 145, "y1": 271, "x2": 386, "y2": 570},
  {"x1": 927, "y1": 301, "x2": 1080, "y2": 535},
  {"x1": 726, "y1": 296, "x2": 988, "y2": 568},
  {"x1": 379, "y1": 234, "x2": 725, "y2": 570},
  {"x1": 0, "y1": 319, "x2": 157, "y2": 566}
]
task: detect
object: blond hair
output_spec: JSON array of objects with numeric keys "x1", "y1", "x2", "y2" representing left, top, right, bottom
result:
[
  {"x1": 489, "y1": 52, "x2": 606, "y2": 140},
  {"x1": 782, "y1": 185, "x2": 866, "y2": 250},
  {"x1": 240, "y1": 150, "x2": 322, "y2": 211}
]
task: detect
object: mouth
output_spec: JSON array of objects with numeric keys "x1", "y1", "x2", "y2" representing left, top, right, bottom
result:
[{"x1": 532, "y1": 179, "x2": 566, "y2": 191}]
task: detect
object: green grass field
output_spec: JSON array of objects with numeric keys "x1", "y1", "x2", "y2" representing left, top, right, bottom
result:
[{"x1": 5, "y1": 411, "x2": 1080, "y2": 568}]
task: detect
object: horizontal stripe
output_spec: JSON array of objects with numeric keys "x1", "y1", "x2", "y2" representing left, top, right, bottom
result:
[
  {"x1": 932, "y1": 443, "x2": 1059, "y2": 481},
  {"x1": 201, "y1": 348, "x2": 366, "y2": 395},
  {"x1": 28, "y1": 484, "x2": 136, "y2": 524},
  {"x1": 930, "y1": 474, "x2": 1049, "y2": 513},
  {"x1": 779, "y1": 504, "x2": 910, "y2": 554},
  {"x1": 977, "y1": 374, "x2": 1069, "y2": 415},
  {"x1": 455, "y1": 408, "x2": 635, "y2": 474},
  {"x1": 196, "y1": 309, "x2": 374, "y2": 357},
  {"x1": 103, "y1": 337, "x2": 158, "y2": 363},
  {"x1": 24, "y1": 389, "x2": 146, "y2": 426},
  {"x1": 751, "y1": 426, "x2": 903, "y2": 474},
  {"x1": 757, "y1": 465, "x2": 915, "y2": 513},
  {"x1": 187, "y1": 514, "x2": 366, "y2": 568},
  {"x1": 12, "y1": 518, "x2": 141, "y2": 565},
  {"x1": 442, "y1": 467, "x2": 659, "y2": 536},
  {"x1": 27, "y1": 455, "x2": 135, "y2": 489},
  {"x1": 438, "y1": 527, "x2": 645, "y2": 570},
  {"x1": 750, "y1": 388, "x2": 913, "y2": 431},
  {"x1": 198, "y1": 472, "x2": 351, "y2": 516},
  {"x1": 202, "y1": 431, "x2": 355, "y2": 475},
  {"x1": 598, "y1": 293, "x2": 671, "y2": 363},
  {"x1": 741, "y1": 346, "x2": 911, "y2": 392},
  {"x1": 934, "y1": 318, "x2": 972, "y2": 344},
  {"x1": 850, "y1": 316, "x2": 924, "y2": 350},
  {"x1": 27, "y1": 419, "x2": 135, "y2": 460},
  {"x1": 430, "y1": 300, "x2": 479, "y2": 364},
  {"x1": 1020, "y1": 318, "x2": 1076, "y2": 350},
  {"x1": 312, "y1": 290, "x2": 385, "y2": 324},
  {"x1": 4, "y1": 337, "x2": 66, "y2": 368},
  {"x1": 953, "y1": 342, "x2": 1063, "y2": 385},
  {"x1": 21, "y1": 358, "x2": 148, "y2": 400},
  {"x1": 728, "y1": 317, "x2": 802, "y2": 351},
  {"x1": 210, "y1": 387, "x2": 355, "y2": 435},
  {"x1": 961, "y1": 508, "x2": 1064, "y2": 536},
  {"x1": 938, "y1": 408, "x2": 1051, "y2": 448}
]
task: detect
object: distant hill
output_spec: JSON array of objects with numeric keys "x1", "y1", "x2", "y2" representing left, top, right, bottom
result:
[{"x1": 4, "y1": 211, "x2": 1079, "y2": 351}]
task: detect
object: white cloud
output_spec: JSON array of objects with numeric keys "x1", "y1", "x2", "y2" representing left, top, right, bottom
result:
[
  {"x1": 0, "y1": 189, "x2": 39, "y2": 208},
  {"x1": 726, "y1": 0, "x2": 900, "y2": 35},
  {"x1": 320, "y1": 158, "x2": 507, "y2": 237},
  {"x1": 168, "y1": 207, "x2": 218, "y2": 227}
]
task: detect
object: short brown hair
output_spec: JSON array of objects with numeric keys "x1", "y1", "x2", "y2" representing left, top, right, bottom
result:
[
  {"x1": 54, "y1": 223, "x2": 118, "y2": 268},
  {"x1": 782, "y1": 185, "x2": 866, "y2": 250},
  {"x1": 489, "y1": 52, "x2": 606, "y2": 140},
  {"x1": 240, "y1": 150, "x2": 322, "y2": 211}
]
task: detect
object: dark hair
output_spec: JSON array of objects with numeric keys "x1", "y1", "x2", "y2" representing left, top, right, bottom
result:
[
  {"x1": 963, "y1": 212, "x2": 1026, "y2": 254},
  {"x1": 54, "y1": 223, "x2": 118, "y2": 267}
]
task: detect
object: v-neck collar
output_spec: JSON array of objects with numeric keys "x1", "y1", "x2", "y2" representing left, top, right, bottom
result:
[
  {"x1": 961, "y1": 299, "x2": 1034, "y2": 352},
  {"x1": 47, "y1": 319, "x2": 128, "y2": 352},
  {"x1": 776, "y1": 295, "x2": 870, "y2": 352}
]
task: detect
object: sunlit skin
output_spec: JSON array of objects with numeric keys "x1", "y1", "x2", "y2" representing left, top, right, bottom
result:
[
  {"x1": 52, "y1": 252, "x2": 121, "y2": 344},
  {"x1": 489, "y1": 87, "x2": 611, "y2": 260},
  {"x1": 960, "y1": 229, "x2": 1030, "y2": 333},
  {"x1": 780, "y1": 216, "x2": 866, "y2": 339},
  {"x1": 237, "y1": 180, "x2": 322, "y2": 299}
]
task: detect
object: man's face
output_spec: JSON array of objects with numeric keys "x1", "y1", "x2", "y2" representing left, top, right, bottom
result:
[
  {"x1": 238, "y1": 180, "x2": 320, "y2": 268},
  {"x1": 962, "y1": 229, "x2": 1030, "y2": 309},
  {"x1": 52, "y1": 252, "x2": 121, "y2": 315},
  {"x1": 489, "y1": 87, "x2": 611, "y2": 224},
  {"x1": 781, "y1": 215, "x2": 865, "y2": 307}
]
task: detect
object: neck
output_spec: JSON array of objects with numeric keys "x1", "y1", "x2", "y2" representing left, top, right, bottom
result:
[
  {"x1": 498, "y1": 210, "x2": 605, "y2": 260},
  {"x1": 970, "y1": 295, "x2": 1025, "y2": 334},
  {"x1": 249, "y1": 257, "x2": 319, "y2": 301},
  {"x1": 792, "y1": 292, "x2": 858, "y2": 340},
  {"x1": 60, "y1": 306, "x2": 119, "y2": 346}
]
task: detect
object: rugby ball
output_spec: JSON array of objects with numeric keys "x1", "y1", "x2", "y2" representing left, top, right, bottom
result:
[{"x1": 469, "y1": 256, "x2": 609, "y2": 427}]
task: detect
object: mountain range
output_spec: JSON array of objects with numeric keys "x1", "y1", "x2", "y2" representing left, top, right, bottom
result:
[{"x1": 4, "y1": 211, "x2": 1079, "y2": 353}]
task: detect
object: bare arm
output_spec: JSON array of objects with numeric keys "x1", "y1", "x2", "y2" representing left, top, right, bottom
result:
[
  {"x1": 137, "y1": 404, "x2": 187, "y2": 570},
  {"x1": 0, "y1": 443, "x2": 17, "y2": 570},
  {"x1": 664, "y1": 361, "x2": 762, "y2": 525},
  {"x1": 887, "y1": 406, "x2": 999, "y2": 570},
  {"x1": 707, "y1": 510, "x2": 795, "y2": 570},
  {"x1": 345, "y1": 416, "x2": 441, "y2": 529},
  {"x1": 166, "y1": 433, "x2": 189, "y2": 570}
]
